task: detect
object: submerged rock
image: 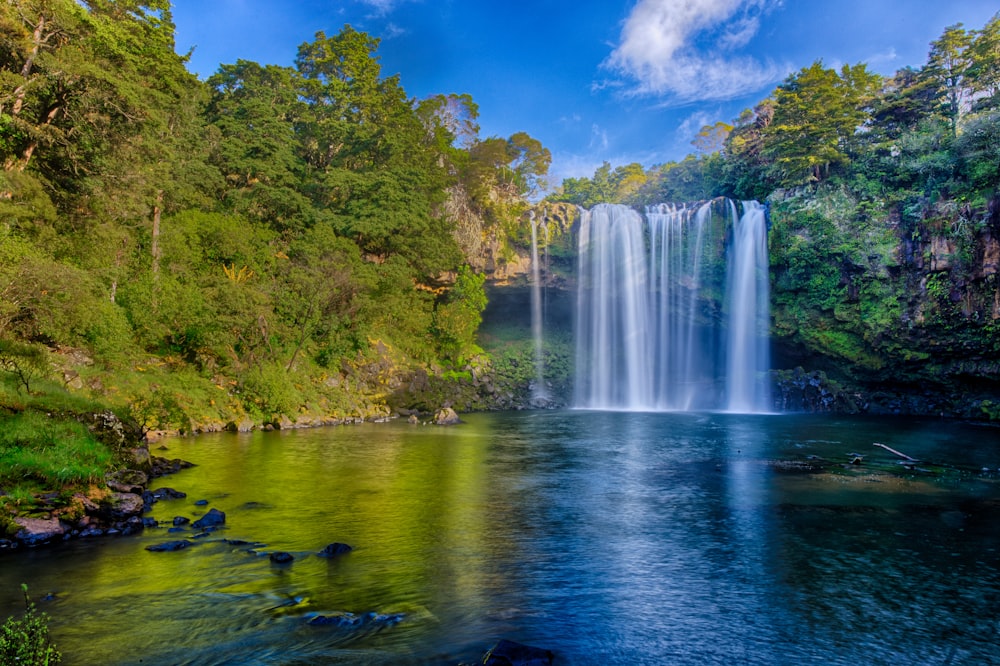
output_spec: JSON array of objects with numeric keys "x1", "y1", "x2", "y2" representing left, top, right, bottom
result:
[
  {"x1": 318, "y1": 542, "x2": 353, "y2": 558},
  {"x1": 306, "y1": 611, "x2": 403, "y2": 629},
  {"x1": 145, "y1": 540, "x2": 192, "y2": 552},
  {"x1": 269, "y1": 551, "x2": 295, "y2": 564}
]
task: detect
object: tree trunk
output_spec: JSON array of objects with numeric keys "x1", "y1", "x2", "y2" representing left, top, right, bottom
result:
[{"x1": 10, "y1": 14, "x2": 46, "y2": 117}]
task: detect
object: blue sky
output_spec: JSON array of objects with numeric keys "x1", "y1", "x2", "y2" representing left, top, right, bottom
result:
[{"x1": 172, "y1": 0, "x2": 998, "y2": 188}]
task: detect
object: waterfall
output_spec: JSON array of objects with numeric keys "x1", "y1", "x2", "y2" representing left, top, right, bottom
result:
[
  {"x1": 725, "y1": 201, "x2": 771, "y2": 413},
  {"x1": 574, "y1": 200, "x2": 771, "y2": 412},
  {"x1": 574, "y1": 204, "x2": 653, "y2": 409},
  {"x1": 529, "y1": 212, "x2": 549, "y2": 403}
]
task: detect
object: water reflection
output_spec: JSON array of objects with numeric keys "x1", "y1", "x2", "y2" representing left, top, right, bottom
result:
[{"x1": 1, "y1": 413, "x2": 998, "y2": 664}]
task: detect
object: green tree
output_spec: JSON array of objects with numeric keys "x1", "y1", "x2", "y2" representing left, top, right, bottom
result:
[
  {"x1": 721, "y1": 100, "x2": 776, "y2": 200},
  {"x1": 764, "y1": 61, "x2": 881, "y2": 186},
  {"x1": 923, "y1": 23, "x2": 973, "y2": 136},
  {"x1": 692, "y1": 121, "x2": 733, "y2": 154},
  {"x1": 433, "y1": 265, "x2": 487, "y2": 364},
  {"x1": 968, "y1": 12, "x2": 1000, "y2": 110},
  {"x1": 295, "y1": 27, "x2": 459, "y2": 277},
  {"x1": 206, "y1": 60, "x2": 312, "y2": 231}
]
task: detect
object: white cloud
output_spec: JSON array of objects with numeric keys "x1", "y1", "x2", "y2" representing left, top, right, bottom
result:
[
  {"x1": 356, "y1": 0, "x2": 413, "y2": 17},
  {"x1": 604, "y1": 0, "x2": 787, "y2": 103},
  {"x1": 383, "y1": 22, "x2": 406, "y2": 38},
  {"x1": 864, "y1": 47, "x2": 899, "y2": 71}
]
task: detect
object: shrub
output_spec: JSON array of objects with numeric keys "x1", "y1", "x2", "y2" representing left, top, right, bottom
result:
[{"x1": 0, "y1": 585, "x2": 62, "y2": 665}]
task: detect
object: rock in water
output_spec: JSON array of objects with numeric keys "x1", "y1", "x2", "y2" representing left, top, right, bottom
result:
[
  {"x1": 13, "y1": 518, "x2": 65, "y2": 547},
  {"x1": 145, "y1": 540, "x2": 192, "y2": 552},
  {"x1": 191, "y1": 508, "x2": 226, "y2": 529},
  {"x1": 482, "y1": 639, "x2": 554, "y2": 666},
  {"x1": 434, "y1": 407, "x2": 461, "y2": 425},
  {"x1": 269, "y1": 551, "x2": 294, "y2": 564},
  {"x1": 318, "y1": 542, "x2": 353, "y2": 558}
]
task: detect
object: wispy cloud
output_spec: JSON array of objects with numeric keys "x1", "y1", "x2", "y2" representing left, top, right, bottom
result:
[
  {"x1": 383, "y1": 22, "x2": 406, "y2": 38},
  {"x1": 864, "y1": 47, "x2": 899, "y2": 71},
  {"x1": 355, "y1": 0, "x2": 413, "y2": 18},
  {"x1": 604, "y1": 0, "x2": 788, "y2": 103}
]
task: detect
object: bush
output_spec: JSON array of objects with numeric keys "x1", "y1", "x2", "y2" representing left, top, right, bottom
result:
[{"x1": 0, "y1": 585, "x2": 61, "y2": 665}]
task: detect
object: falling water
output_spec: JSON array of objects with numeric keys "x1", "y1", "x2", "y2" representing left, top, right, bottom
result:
[
  {"x1": 529, "y1": 212, "x2": 548, "y2": 402},
  {"x1": 647, "y1": 202, "x2": 713, "y2": 410},
  {"x1": 574, "y1": 200, "x2": 771, "y2": 412},
  {"x1": 574, "y1": 204, "x2": 653, "y2": 409},
  {"x1": 725, "y1": 201, "x2": 771, "y2": 413}
]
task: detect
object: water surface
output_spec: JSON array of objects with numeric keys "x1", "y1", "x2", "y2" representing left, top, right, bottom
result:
[{"x1": 2, "y1": 411, "x2": 999, "y2": 664}]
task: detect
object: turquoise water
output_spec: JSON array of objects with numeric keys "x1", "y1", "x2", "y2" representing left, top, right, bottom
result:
[{"x1": 2, "y1": 411, "x2": 999, "y2": 664}]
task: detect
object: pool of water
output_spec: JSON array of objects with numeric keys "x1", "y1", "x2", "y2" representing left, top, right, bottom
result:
[{"x1": 2, "y1": 411, "x2": 999, "y2": 665}]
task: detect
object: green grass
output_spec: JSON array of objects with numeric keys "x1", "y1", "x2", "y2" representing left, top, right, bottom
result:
[{"x1": 0, "y1": 411, "x2": 111, "y2": 489}]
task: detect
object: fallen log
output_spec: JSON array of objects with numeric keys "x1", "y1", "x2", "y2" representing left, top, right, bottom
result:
[{"x1": 873, "y1": 442, "x2": 919, "y2": 462}]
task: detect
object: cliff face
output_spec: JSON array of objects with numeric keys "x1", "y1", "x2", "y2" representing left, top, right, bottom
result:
[
  {"x1": 768, "y1": 188, "x2": 1000, "y2": 418},
  {"x1": 468, "y1": 202, "x2": 579, "y2": 287}
]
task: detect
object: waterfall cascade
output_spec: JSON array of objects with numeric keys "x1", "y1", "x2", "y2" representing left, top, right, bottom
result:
[
  {"x1": 529, "y1": 212, "x2": 549, "y2": 403},
  {"x1": 574, "y1": 200, "x2": 771, "y2": 412}
]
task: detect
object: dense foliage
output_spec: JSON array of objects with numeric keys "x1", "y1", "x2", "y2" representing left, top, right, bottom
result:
[{"x1": 0, "y1": 2, "x2": 550, "y2": 429}]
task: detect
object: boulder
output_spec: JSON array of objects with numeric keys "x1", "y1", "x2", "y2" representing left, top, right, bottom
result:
[
  {"x1": 107, "y1": 492, "x2": 145, "y2": 520},
  {"x1": 191, "y1": 508, "x2": 226, "y2": 529},
  {"x1": 105, "y1": 469, "x2": 149, "y2": 494},
  {"x1": 482, "y1": 639, "x2": 555, "y2": 666},
  {"x1": 172, "y1": 516, "x2": 190, "y2": 526},
  {"x1": 434, "y1": 407, "x2": 461, "y2": 425},
  {"x1": 14, "y1": 517, "x2": 65, "y2": 547},
  {"x1": 145, "y1": 540, "x2": 192, "y2": 552},
  {"x1": 318, "y1": 542, "x2": 353, "y2": 558}
]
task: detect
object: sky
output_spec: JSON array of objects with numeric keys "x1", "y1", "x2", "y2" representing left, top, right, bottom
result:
[{"x1": 171, "y1": 0, "x2": 998, "y2": 188}]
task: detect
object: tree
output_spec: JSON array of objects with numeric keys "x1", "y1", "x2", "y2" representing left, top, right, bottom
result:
[
  {"x1": 968, "y1": 12, "x2": 1000, "y2": 111},
  {"x1": 763, "y1": 61, "x2": 881, "y2": 186},
  {"x1": 721, "y1": 100, "x2": 776, "y2": 200},
  {"x1": 0, "y1": 0, "x2": 83, "y2": 177},
  {"x1": 692, "y1": 121, "x2": 733, "y2": 154},
  {"x1": 416, "y1": 92, "x2": 480, "y2": 150},
  {"x1": 433, "y1": 264, "x2": 487, "y2": 364},
  {"x1": 294, "y1": 27, "x2": 460, "y2": 277},
  {"x1": 206, "y1": 60, "x2": 312, "y2": 231},
  {"x1": 870, "y1": 67, "x2": 939, "y2": 140},
  {"x1": 923, "y1": 23, "x2": 973, "y2": 136}
]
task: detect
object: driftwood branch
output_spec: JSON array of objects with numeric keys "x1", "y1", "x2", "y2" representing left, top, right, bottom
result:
[{"x1": 873, "y1": 442, "x2": 918, "y2": 462}]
